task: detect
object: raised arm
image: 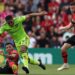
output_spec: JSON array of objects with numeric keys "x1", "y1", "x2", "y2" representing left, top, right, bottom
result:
[
  {"x1": 25, "y1": 11, "x2": 47, "y2": 19},
  {"x1": 3, "y1": 53, "x2": 16, "y2": 58},
  {"x1": 59, "y1": 22, "x2": 73, "y2": 32},
  {"x1": 17, "y1": 11, "x2": 47, "y2": 22}
]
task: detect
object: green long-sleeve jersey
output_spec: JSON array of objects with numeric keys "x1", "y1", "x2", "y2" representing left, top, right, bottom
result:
[{"x1": 0, "y1": 16, "x2": 29, "y2": 43}]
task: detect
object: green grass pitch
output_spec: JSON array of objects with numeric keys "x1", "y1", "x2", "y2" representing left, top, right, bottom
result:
[
  {"x1": 0, "y1": 64, "x2": 75, "y2": 75},
  {"x1": 18, "y1": 64, "x2": 75, "y2": 75}
]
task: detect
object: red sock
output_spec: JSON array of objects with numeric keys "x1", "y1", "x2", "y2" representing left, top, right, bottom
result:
[{"x1": 62, "y1": 51, "x2": 68, "y2": 63}]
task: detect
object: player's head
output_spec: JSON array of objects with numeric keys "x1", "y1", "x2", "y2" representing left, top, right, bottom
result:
[
  {"x1": 5, "y1": 15, "x2": 14, "y2": 26},
  {"x1": 70, "y1": 2, "x2": 75, "y2": 13},
  {"x1": 5, "y1": 43, "x2": 14, "y2": 53}
]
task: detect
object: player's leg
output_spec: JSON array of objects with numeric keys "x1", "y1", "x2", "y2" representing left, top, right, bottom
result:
[
  {"x1": 19, "y1": 37, "x2": 46, "y2": 73},
  {"x1": 28, "y1": 57, "x2": 39, "y2": 65},
  {"x1": 0, "y1": 63, "x2": 13, "y2": 74},
  {"x1": 57, "y1": 35, "x2": 75, "y2": 71},
  {"x1": 9, "y1": 62, "x2": 18, "y2": 75},
  {"x1": 19, "y1": 45, "x2": 46, "y2": 70},
  {"x1": 57, "y1": 43, "x2": 71, "y2": 71},
  {"x1": 15, "y1": 37, "x2": 30, "y2": 74},
  {"x1": 21, "y1": 47, "x2": 46, "y2": 71},
  {"x1": 0, "y1": 67, "x2": 6, "y2": 74},
  {"x1": 20, "y1": 39, "x2": 46, "y2": 73},
  {"x1": 16, "y1": 37, "x2": 46, "y2": 73},
  {"x1": 21, "y1": 38, "x2": 46, "y2": 70},
  {"x1": 20, "y1": 38, "x2": 30, "y2": 74},
  {"x1": 20, "y1": 45, "x2": 29, "y2": 74},
  {"x1": 21, "y1": 48, "x2": 46, "y2": 70},
  {"x1": 16, "y1": 44, "x2": 29, "y2": 74},
  {"x1": 28, "y1": 57, "x2": 46, "y2": 70}
]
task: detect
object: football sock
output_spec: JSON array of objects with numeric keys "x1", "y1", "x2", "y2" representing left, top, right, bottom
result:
[
  {"x1": 21, "y1": 53, "x2": 29, "y2": 68},
  {"x1": 62, "y1": 51, "x2": 68, "y2": 63}
]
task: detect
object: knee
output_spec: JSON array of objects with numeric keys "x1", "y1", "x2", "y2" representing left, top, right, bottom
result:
[
  {"x1": 61, "y1": 46, "x2": 66, "y2": 52},
  {"x1": 20, "y1": 45, "x2": 27, "y2": 53},
  {"x1": 12, "y1": 64, "x2": 18, "y2": 75},
  {"x1": 61, "y1": 47, "x2": 68, "y2": 57},
  {"x1": 12, "y1": 64, "x2": 18, "y2": 71}
]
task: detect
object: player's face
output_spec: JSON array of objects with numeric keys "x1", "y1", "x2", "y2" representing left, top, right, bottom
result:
[
  {"x1": 6, "y1": 18, "x2": 14, "y2": 26},
  {"x1": 70, "y1": 5, "x2": 75, "y2": 13},
  {"x1": 6, "y1": 44, "x2": 14, "y2": 53}
]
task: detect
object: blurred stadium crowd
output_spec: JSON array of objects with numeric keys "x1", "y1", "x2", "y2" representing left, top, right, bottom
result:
[{"x1": 0, "y1": 0, "x2": 74, "y2": 48}]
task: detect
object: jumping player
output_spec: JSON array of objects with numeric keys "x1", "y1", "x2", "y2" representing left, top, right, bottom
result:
[
  {"x1": 57, "y1": 2, "x2": 75, "y2": 71},
  {"x1": 0, "y1": 11, "x2": 47, "y2": 73}
]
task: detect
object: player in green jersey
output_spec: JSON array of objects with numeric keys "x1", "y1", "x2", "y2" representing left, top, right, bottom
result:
[{"x1": 0, "y1": 11, "x2": 47, "y2": 74}]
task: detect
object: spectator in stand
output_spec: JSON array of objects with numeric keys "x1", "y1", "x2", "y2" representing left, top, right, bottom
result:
[
  {"x1": 50, "y1": 36, "x2": 61, "y2": 48},
  {"x1": 28, "y1": 31, "x2": 37, "y2": 48},
  {"x1": 48, "y1": 0, "x2": 59, "y2": 12},
  {"x1": 41, "y1": 15, "x2": 53, "y2": 32},
  {"x1": 20, "y1": 0, "x2": 28, "y2": 5},
  {"x1": 48, "y1": 0, "x2": 60, "y2": 26},
  {"x1": 46, "y1": 26, "x2": 55, "y2": 40},
  {"x1": 39, "y1": 27, "x2": 46, "y2": 34},
  {"x1": 4, "y1": 34, "x2": 15, "y2": 47},
  {"x1": 37, "y1": 33, "x2": 49, "y2": 48},
  {"x1": 31, "y1": 26, "x2": 39, "y2": 37},
  {"x1": 59, "y1": 9, "x2": 69, "y2": 26},
  {"x1": 0, "y1": 0, "x2": 5, "y2": 13},
  {"x1": 25, "y1": 0, "x2": 38, "y2": 12},
  {"x1": 56, "y1": 15, "x2": 63, "y2": 27},
  {"x1": 0, "y1": 0, "x2": 74, "y2": 48},
  {"x1": 37, "y1": 0, "x2": 46, "y2": 10},
  {"x1": 1, "y1": 3, "x2": 13, "y2": 19},
  {"x1": 33, "y1": 0, "x2": 40, "y2": 5},
  {"x1": 15, "y1": 10, "x2": 23, "y2": 17},
  {"x1": 15, "y1": 0, "x2": 25, "y2": 12},
  {"x1": 32, "y1": 16, "x2": 41, "y2": 31},
  {"x1": 0, "y1": 16, "x2": 5, "y2": 26},
  {"x1": 0, "y1": 32, "x2": 8, "y2": 48},
  {"x1": 36, "y1": 27, "x2": 46, "y2": 40}
]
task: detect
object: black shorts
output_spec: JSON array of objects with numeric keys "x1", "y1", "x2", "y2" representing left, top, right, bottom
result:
[
  {"x1": 66, "y1": 35, "x2": 75, "y2": 46},
  {"x1": 0, "y1": 63, "x2": 13, "y2": 74}
]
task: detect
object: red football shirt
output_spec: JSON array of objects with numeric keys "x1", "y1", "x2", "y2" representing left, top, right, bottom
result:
[
  {"x1": 7, "y1": 50, "x2": 19, "y2": 65},
  {"x1": 72, "y1": 13, "x2": 75, "y2": 21}
]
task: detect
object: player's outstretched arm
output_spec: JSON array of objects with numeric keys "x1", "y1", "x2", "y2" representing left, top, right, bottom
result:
[
  {"x1": 0, "y1": 25, "x2": 6, "y2": 35},
  {"x1": 25, "y1": 11, "x2": 47, "y2": 18},
  {"x1": 59, "y1": 22, "x2": 73, "y2": 31},
  {"x1": 3, "y1": 53, "x2": 16, "y2": 58}
]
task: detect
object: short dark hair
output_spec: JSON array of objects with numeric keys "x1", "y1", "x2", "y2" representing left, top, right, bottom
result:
[
  {"x1": 5, "y1": 43, "x2": 13, "y2": 46},
  {"x1": 5, "y1": 15, "x2": 13, "y2": 21}
]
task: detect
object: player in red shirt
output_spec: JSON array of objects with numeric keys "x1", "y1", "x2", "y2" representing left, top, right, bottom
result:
[
  {"x1": 0, "y1": 43, "x2": 19, "y2": 75},
  {"x1": 57, "y1": 2, "x2": 75, "y2": 71}
]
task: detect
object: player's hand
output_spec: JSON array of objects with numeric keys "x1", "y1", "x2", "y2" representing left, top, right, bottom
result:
[
  {"x1": 58, "y1": 26, "x2": 65, "y2": 33},
  {"x1": 59, "y1": 26, "x2": 64, "y2": 31}
]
